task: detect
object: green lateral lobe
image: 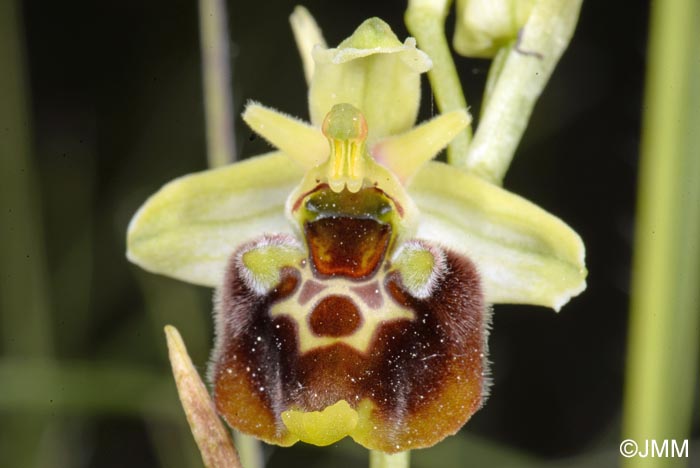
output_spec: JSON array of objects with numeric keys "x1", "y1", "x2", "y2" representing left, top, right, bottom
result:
[
  {"x1": 409, "y1": 162, "x2": 586, "y2": 310},
  {"x1": 127, "y1": 152, "x2": 304, "y2": 287}
]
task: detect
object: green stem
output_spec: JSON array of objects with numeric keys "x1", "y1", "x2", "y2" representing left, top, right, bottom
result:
[
  {"x1": 234, "y1": 432, "x2": 264, "y2": 468},
  {"x1": 405, "y1": 0, "x2": 471, "y2": 164},
  {"x1": 199, "y1": 0, "x2": 236, "y2": 167},
  {"x1": 0, "y1": 0, "x2": 53, "y2": 364},
  {"x1": 199, "y1": 1, "x2": 263, "y2": 466},
  {"x1": 462, "y1": 0, "x2": 582, "y2": 184},
  {"x1": 370, "y1": 450, "x2": 410, "y2": 468},
  {"x1": 480, "y1": 46, "x2": 509, "y2": 120},
  {"x1": 0, "y1": 3, "x2": 60, "y2": 467},
  {"x1": 622, "y1": 0, "x2": 700, "y2": 466}
]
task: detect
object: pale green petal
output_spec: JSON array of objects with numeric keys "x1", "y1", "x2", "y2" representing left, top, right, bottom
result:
[
  {"x1": 289, "y1": 6, "x2": 326, "y2": 85},
  {"x1": 127, "y1": 152, "x2": 303, "y2": 287},
  {"x1": 371, "y1": 109, "x2": 471, "y2": 183},
  {"x1": 453, "y1": 0, "x2": 535, "y2": 58},
  {"x1": 309, "y1": 18, "x2": 432, "y2": 140},
  {"x1": 242, "y1": 102, "x2": 328, "y2": 169},
  {"x1": 409, "y1": 162, "x2": 586, "y2": 310}
]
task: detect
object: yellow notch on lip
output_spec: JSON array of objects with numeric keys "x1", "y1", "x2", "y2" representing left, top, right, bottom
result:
[
  {"x1": 322, "y1": 104, "x2": 368, "y2": 193},
  {"x1": 281, "y1": 399, "x2": 359, "y2": 446}
]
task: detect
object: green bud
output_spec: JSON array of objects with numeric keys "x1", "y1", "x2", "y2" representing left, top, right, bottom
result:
[{"x1": 453, "y1": 0, "x2": 535, "y2": 57}]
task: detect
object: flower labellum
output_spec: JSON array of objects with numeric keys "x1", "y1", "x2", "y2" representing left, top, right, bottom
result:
[{"x1": 209, "y1": 104, "x2": 490, "y2": 452}]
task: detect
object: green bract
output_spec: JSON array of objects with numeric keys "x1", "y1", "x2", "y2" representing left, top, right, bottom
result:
[{"x1": 127, "y1": 11, "x2": 586, "y2": 311}]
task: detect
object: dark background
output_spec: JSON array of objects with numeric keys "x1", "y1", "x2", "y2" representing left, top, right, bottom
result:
[{"x1": 5, "y1": 0, "x2": 696, "y2": 467}]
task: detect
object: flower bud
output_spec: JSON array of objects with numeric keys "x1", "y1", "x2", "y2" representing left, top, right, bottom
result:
[{"x1": 453, "y1": 0, "x2": 535, "y2": 57}]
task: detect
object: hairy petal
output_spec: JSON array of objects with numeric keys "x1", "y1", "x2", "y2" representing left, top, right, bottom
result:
[
  {"x1": 409, "y1": 162, "x2": 587, "y2": 310},
  {"x1": 242, "y1": 103, "x2": 328, "y2": 169},
  {"x1": 372, "y1": 109, "x2": 472, "y2": 184},
  {"x1": 127, "y1": 152, "x2": 303, "y2": 287}
]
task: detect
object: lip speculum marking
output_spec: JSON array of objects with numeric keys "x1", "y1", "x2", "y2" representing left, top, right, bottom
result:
[
  {"x1": 210, "y1": 105, "x2": 490, "y2": 453},
  {"x1": 268, "y1": 256, "x2": 415, "y2": 354}
]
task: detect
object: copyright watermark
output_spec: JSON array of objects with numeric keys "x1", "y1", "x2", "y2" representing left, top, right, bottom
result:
[{"x1": 620, "y1": 439, "x2": 689, "y2": 458}]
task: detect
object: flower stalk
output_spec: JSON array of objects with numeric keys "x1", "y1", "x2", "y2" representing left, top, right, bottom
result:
[
  {"x1": 370, "y1": 450, "x2": 410, "y2": 468},
  {"x1": 622, "y1": 0, "x2": 700, "y2": 465},
  {"x1": 199, "y1": 0, "x2": 264, "y2": 466},
  {"x1": 199, "y1": 0, "x2": 236, "y2": 168},
  {"x1": 405, "y1": 0, "x2": 472, "y2": 163},
  {"x1": 461, "y1": 0, "x2": 583, "y2": 184},
  {"x1": 0, "y1": 2, "x2": 58, "y2": 465}
]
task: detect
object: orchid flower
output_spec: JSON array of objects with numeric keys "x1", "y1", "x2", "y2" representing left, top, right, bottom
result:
[{"x1": 127, "y1": 9, "x2": 586, "y2": 455}]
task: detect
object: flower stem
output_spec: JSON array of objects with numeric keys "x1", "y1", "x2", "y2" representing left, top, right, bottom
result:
[
  {"x1": 234, "y1": 431, "x2": 264, "y2": 468},
  {"x1": 622, "y1": 0, "x2": 700, "y2": 466},
  {"x1": 199, "y1": 1, "x2": 264, "y2": 466},
  {"x1": 199, "y1": 0, "x2": 236, "y2": 167},
  {"x1": 369, "y1": 450, "x2": 410, "y2": 468},
  {"x1": 0, "y1": 0, "x2": 53, "y2": 371},
  {"x1": 405, "y1": 0, "x2": 471, "y2": 164},
  {"x1": 0, "y1": 2, "x2": 59, "y2": 466},
  {"x1": 462, "y1": 0, "x2": 582, "y2": 184}
]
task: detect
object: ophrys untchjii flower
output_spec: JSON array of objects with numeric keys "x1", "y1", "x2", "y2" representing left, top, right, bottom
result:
[{"x1": 127, "y1": 13, "x2": 585, "y2": 454}]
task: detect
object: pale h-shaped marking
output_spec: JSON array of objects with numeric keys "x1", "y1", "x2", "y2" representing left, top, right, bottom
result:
[{"x1": 269, "y1": 265, "x2": 414, "y2": 354}]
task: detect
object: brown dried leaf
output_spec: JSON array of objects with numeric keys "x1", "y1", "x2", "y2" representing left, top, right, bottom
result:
[{"x1": 165, "y1": 325, "x2": 241, "y2": 468}]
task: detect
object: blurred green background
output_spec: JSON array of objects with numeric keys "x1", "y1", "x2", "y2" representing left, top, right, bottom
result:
[{"x1": 1, "y1": 0, "x2": 698, "y2": 467}]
